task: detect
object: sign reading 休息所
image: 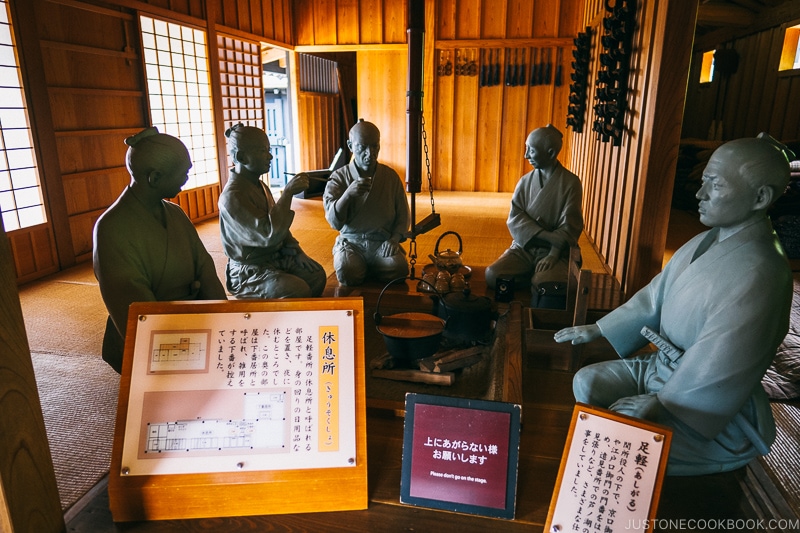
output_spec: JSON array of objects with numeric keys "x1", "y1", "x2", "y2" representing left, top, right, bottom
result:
[
  {"x1": 545, "y1": 403, "x2": 672, "y2": 533},
  {"x1": 109, "y1": 298, "x2": 368, "y2": 522}
]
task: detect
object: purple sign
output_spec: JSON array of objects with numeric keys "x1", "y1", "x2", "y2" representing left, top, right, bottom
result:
[{"x1": 400, "y1": 394, "x2": 521, "y2": 519}]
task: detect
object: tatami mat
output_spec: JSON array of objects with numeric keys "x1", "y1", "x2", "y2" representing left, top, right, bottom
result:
[
  {"x1": 30, "y1": 352, "x2": 118, "y2": 511},
  {"x1": 759, "y1": 402, "x2": 800, "y2": 512}
]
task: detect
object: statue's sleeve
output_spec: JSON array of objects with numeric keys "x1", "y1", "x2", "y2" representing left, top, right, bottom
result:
[
  {"x1": 219, "y1": 184, "x2": 293, "y2": 251},
  {"x1": 657, "y1": 258, "x2": 791, "y2": 439},
  {"x1": 323, "y1": 168, "x2": 350, "y2": 230},
  {"x1": 506, "y1": 173, "x2": 544, "y2": 246}
]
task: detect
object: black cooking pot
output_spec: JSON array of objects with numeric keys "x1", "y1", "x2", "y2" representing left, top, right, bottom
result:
[
  {"x1": 374, "y1": 277, "x2": 446, "y2": 362},
  {"x1": 432, "y1": 288, "x2": 495, "y2": 344}
]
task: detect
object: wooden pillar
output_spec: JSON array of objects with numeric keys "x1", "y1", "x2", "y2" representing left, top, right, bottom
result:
[
  {"x1": 625, "y1": 0, "x2": 699, "y2": 295},
  {"x1": 0, "y1": 220, "x2": 64, "y2": 532}
]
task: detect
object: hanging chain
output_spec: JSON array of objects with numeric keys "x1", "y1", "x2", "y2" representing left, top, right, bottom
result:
[
  {"x1": 408, "y1": 238, "x2": 417, "y2": 275},
  {"x1": 421, "y1": 114, "x2": 436, "y2": 214}
]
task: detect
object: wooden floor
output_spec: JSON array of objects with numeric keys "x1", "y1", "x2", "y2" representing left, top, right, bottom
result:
[
  {"x1": 62, "y1": 191, "x2": 760, "y2": 532},
  {"x1": 197, "y1": 190, "x2": 623, "y2": 310}
]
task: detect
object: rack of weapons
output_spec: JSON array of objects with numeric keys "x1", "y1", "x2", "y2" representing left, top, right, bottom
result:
[
  {"x1": 567, "y1": 28, "x2": 592, "y2": 134},
  {"x1": 436, "y1": 47, "x2": 565, "y2": 88},
  {"x1": 592, "y1": 0, "x2": 637, "y2": 146}
]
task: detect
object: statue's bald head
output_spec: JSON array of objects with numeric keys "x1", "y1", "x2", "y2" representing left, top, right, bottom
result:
[
  {"x1": 711, "y1": 133, "x2": 791, "y2": 205},
  {"x1": 349, "y1": 119, "x2": 381, "y2": 145},
  {"x1": 527, "y1": 124, "x2": 563, "y2": 156}
]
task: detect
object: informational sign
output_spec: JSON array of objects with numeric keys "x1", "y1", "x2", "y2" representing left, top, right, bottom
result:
[
  {"x1": 109, "y1": 298, "x2": 368, "y2": 522},
  {"x1": 400, "y1": 393, "x2": 522, "y2": 520},
  {"x1": 545, "y1": 403, "x2": 672, "y2": 533}
]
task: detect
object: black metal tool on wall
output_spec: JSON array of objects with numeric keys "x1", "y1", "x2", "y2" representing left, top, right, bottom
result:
[
  {"x1": 566, "y1": 28, "x2": 591, "y2": 133},
  {"x1": 593, "y1": 0, "x2": 637, "y2": 146}
]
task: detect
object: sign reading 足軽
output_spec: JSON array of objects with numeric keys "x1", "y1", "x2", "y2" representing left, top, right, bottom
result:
[{"x1": 545, "y1": 403, "x2": 672, "y2": 533}]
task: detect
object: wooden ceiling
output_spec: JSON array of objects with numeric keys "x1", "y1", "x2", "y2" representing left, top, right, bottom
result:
[{"x1": 695, "y1": 0, "x2": 800, "y2": 46}]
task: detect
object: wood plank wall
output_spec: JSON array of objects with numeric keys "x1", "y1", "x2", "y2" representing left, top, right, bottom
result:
[
  {"x1": 431, "y1": 0, "x2": 582, "y2": 193},
  {"x1": 683, "y1": 22, "x2": 800, "y2": 143},
  {"x1": 293, "y1": 0, "x2": 584, "y2": 193},
  {"x1": 568, "y1": 0, "x2": 698, "y2": 294},
  {"x1": 9, "y1": 0, "x2": 294, "y2": 283}
]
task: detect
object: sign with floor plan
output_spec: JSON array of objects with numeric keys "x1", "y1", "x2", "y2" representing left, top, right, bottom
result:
[{"x1": 109, "y1": 298, "x2": 368, "y2": 521}]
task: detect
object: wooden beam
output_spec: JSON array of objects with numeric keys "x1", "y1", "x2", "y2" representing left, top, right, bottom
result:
[
  {"x1": 626, "y1": 0, "x2": 700, "y2": 295},
  {"x1": 0, "y1": 224, "x2": 64, "y2": 531},
  {"x1": 696, "y1": 4, "x2": 754, "y2": 27},
  {"x1": 695, "y1": 0, "x2": 800, "y2": 50},
  {"x1": 16, "y1": 0, "x2": 75, "y2": 270}
]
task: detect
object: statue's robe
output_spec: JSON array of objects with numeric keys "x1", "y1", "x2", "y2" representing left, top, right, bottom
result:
[
  {"x1": 218, "y1": 172, "x2": 326, "y2": 298},
  {"x1": 583, "y1": 217, "x2": 792, "y2": 474},
  {"x1": 323, "y1": 162, "x2": 410, "y2": 284},
  {"x1": 486, "y1": 162, "x2": 583, "y2": 288},
  {"x1": 93, "y1": 187, "x2": 226, "y2": 372}
]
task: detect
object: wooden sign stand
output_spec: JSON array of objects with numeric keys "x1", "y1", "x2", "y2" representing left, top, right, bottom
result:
[
  {"x1": 545, "y1": 403, "x2": 672, "y2": 533},
  {"x1": 109, "y1": 298, "x2": 368, "y2": 522}
]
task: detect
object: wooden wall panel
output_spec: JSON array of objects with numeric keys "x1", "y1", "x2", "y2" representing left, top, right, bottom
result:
[
  {"x1": 426, "y1": 0, "x2": 583, "y2": 193},
  {"x1": 62, "y1": 167, "x2": 130, "y2": 217},
  {"x1": 55, "y1": 133, "x2": 133, "y2": 175},
  {"x1": 383, "y1": 0, "x2": 407, "y2": 43},
  {"x1": 49, "y1": 92, "x2": 146, "y2": 131},
  {"x1": 569, "y1": 0, "x2": 698, "y2": 295},
  {"x1": 211, "y1": 0, "x2": 292, "y2": 43},
  {"x1": 41, "y1": 47, "x2": 142, "y2": 91},
  {"x1": 294, "y1": 0, "x2": 408, "y2": 45},
  {"x1": 7, "y1": 226, "x2": 59, "y2": 283},
  {"x1": 356, "y1": 49, "x2": 408, "y2": 180},
  {"x1": 684, "y1": 16, "x2": 800, "y2": 144},
  {"x1": 336, "y1": 0, "x2": 361, "y2": 44},
  {"x1": 480, "y1": 0, "x2": 507, "y2": 38},
  {"x1": 314, "y1": 0, "x2": 338, "y2": 44},
  {"x1": 358, "y1": 0, "x2": 384, "y2": 43},
  {"x1": 296, "y1": 91, "x2": 341, "y2": 171}
]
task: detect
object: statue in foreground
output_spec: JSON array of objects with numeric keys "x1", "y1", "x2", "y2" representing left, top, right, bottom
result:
[
  {"x1": 555, "y1": 133, "x2": 794, "y2": 475},
  {"x1": 93, "y1": 128, "x2": 227, "y2": 373}
]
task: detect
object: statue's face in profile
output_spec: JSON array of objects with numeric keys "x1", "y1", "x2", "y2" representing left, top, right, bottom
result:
[
  {"x1": 239, "y1": 131, "x2": 273, "y2": 176},
  {"x1": 524, "y1": 129, "x2": 557, "y2": 170},
  {"x1": 696, "y1": 149, "x2": 756, "y2": 229}
]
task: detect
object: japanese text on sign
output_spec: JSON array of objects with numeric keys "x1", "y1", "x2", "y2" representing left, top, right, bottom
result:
[{"x1": 548, "y1": 409, "x2": 668, "y2": 533}]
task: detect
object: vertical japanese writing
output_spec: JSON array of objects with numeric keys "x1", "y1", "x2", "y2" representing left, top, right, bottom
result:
[
  {"x1": 212, "y1": 321, "x2": 317, "y2": 454},
  {"x1": 215, "y1": 326, "x2": 272, "y2": 387},
  {"x1": 564, "y1": 418, "x2": 660, "y2": 533},
  {"x1": 318, "y1": 327, "x2": 339, "y2": 451}
]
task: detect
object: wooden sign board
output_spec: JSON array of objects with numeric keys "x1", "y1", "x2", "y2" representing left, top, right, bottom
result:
[
  {"x1": 399, "y1": 393, "x2": 522, "y2": 519},
  {"x1": 545, "y1": 403, "x2": 672, "y2": 533},
  {"x1": 109, "y1": 298, "x2": 368, "y2": 522}
]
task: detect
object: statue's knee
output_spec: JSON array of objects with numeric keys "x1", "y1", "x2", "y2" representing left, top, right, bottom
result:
[
  {"x1": 572, "y1": 367, "x2": 593, "y2": 403},
  {"x1": 274, "y1": 276, "x2": 312, "y2": 298},
  {"x1": 335, "y1": 261, "x2": 366, "y2": 286}
]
